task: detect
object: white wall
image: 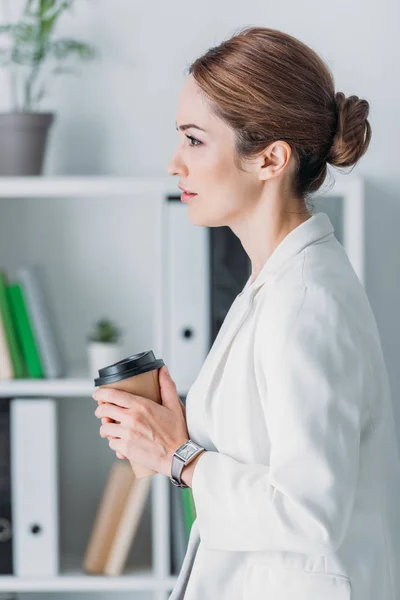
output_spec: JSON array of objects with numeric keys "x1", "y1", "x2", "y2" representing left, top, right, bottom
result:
[{"x1": 1, "y1": 2, "x2": 398, "y2": 416}]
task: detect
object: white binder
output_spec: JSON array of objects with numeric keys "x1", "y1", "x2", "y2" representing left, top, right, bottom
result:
[
  {"x1": 155, "y1": 196, "x2": 210, "y2": 396},
  {"x1": 10, "y1": 398, "x2": 59, "y2": 576}
]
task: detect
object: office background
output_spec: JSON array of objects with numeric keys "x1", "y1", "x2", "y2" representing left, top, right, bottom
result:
[{"x1": 0, "y1": 1, "x2": 397, "y2": 598}]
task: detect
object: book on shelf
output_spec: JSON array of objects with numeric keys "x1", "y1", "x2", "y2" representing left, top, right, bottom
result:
[
  {"x1": 0, "y1": 397, "x2": 59, "y2": 577},
  {"x1": 170, "y1": 482, "x2": 187, "y2": 575},
  {"x1": 0, "y1": 398, "x2": 13, "y2": 575},
  {"x1": 83, "y1": 460, "x2": 152, "y2": 576},
  {"x1": 7, "y1": 282, "x2": 44, "y2": 379},
  {"x1": 17, "y1": 265, "x2": 66, "y2": 379},
  {"x1": 10, "y1": 398, "x2": 59, "y2": 576},
  {"x1": 0, "y1": 307, "x2": 14, "y2": 380},
  {"x1": 0, "y1": 271, "x2": 26, "y2": 379},
  {"x1": 0, "y1": 265, "x2": 66, "y2": 380},
  {"x1": 102, "y1": 468, "x2": 152, "y2": 576}
]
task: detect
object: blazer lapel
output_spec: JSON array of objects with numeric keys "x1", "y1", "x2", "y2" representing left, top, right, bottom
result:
[
  {"x1": 191, "y1": 212, "x2": 335, "y2": 419},
  {"x1": 193, "y1": 288, "x2": 256, "y2": 405}
]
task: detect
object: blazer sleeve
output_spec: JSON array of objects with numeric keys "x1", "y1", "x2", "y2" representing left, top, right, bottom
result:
[{"x1": 190, "y1": 283, "x2": 366, "y2": 554}]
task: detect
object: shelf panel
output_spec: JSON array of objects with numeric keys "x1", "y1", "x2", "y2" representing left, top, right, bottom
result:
[
  {"x1": 0, "y1": 172, "x2": 361, "y2": 198},
  {"x1": 0, "y1": 176, "x2": 178, "y2": 197},
  {"x1": 0, "y1": 556, "x2": 178, "y2": 591},
  {"x1": 0, "y1": 365, "x2": 189, "y2": 398},
  {"x1": 0, "y1": 372, "x2": 188, "y2": 398},
  {"x1": 0, "y1": 365, "x2": 95, "y2": 397}
]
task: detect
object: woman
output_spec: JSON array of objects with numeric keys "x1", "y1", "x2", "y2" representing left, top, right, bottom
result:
[{"x1": 93, "y1": 27, "x2": 400, "y2": 600}]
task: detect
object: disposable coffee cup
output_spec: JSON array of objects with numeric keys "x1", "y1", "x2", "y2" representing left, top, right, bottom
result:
[{"x1": 94, "y1": 350, "x2": 165, "y2": 478}]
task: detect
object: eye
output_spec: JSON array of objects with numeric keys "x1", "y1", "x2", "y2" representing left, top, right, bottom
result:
[{"x1": 185, "y1": 134, "x2": 202, "y2": 147}]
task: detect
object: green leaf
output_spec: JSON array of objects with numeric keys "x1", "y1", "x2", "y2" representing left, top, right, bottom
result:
[
  {"x1": 0, "y1": 0, "x2": 97, "y2": 100},
  {"x1": 39, "y1": 3, "x2": 71, "y2": 45},
  {"x1": 48, "y1": 39, "x2": 96, "y2": 61},
  {"x1": 11, "y1": 46, "x2": 44, "y2": 66},
  {"x1": 14, "y1": 23, "x2": 39, "y2": 46}
]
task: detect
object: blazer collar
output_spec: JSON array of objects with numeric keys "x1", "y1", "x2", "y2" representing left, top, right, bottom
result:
[{"x1": 240, "y1": 212, "x2": 334, "y2": 296}]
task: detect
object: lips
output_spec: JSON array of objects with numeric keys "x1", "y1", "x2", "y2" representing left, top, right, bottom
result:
[{"x1": 178, "y1": 184, "x2": 196, "y2": 195}]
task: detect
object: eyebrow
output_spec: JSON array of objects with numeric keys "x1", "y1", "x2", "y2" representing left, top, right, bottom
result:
[{"x1": 175, "y1": 121, "x2": 207, "y2": 133}]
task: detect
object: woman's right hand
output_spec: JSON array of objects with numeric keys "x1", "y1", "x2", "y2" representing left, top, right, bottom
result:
[{"x1": 97, "y1": 400, "x2": 126, "y2": 460}]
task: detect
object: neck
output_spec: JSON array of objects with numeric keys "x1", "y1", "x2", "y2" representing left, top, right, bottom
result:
[{"x1": 229, "y1": 192, "x2": 311, "y2": 285}]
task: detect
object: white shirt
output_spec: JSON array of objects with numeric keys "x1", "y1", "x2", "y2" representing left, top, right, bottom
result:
[{"x1": 168, "y1": 212, "x2": 400, "y2": 600}]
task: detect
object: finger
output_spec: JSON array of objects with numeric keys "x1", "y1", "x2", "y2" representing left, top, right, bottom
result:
[
  {"x1": 100, "y1": 422, "x2": 128, "y2": 439},
  {"x1": 96, "y1": 403, "x2": 129, "y2": 425},
  {"x1": 108, "y1": 437, "x2": 126, "y2": 455},
  {"x1": 96, "y1": 387, "x2": 137, "y2": 409},
  {"x1": 98, "y1": 401, "x2": 113, "y2": 422},
  {"x1": 105, "y1": 436, "x2": 126, "y2": 458}
]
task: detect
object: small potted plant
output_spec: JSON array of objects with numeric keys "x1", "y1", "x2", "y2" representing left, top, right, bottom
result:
[
  {"x1": 0, "y1": 0, "x2": 96, "y2": 175},
  {"x1": 87, "y1": 318, "x2": 124, "y2": 380}
]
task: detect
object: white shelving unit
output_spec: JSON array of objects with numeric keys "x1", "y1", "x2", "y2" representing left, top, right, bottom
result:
[
  {"x1": 0, "y1": 173, "x2": 365, "y2": 597},
  {"x1": 0, "y1": 177, "x2": 180, "y2": 599}
]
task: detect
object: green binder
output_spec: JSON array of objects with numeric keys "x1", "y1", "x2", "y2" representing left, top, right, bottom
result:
[
  {"x1": 6, "y1": 282, "x2": 44, "y2": 379},
  {"x1": 182, "y1": 487, "x2": 197, "y2": 536},
  {"x1": 0, "y1": 271, "x2": 26, "y2": 378}
]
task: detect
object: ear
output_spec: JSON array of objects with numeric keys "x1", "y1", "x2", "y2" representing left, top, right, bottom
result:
[{"x1": 257, "y1": 140, "x2": 292, "y2": 181}]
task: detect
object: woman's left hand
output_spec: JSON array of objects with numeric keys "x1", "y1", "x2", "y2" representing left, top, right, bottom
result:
[{"x1": 92, "y1": 365, "x2": 189, "y2": 477}]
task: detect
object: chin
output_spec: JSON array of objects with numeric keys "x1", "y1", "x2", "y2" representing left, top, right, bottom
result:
[{"x1": 188, "y1": 207, "x2": 227, "y2": 228}]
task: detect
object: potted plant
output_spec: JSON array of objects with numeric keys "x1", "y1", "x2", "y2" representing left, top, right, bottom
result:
[
  {"x1": 87, "y1": 318, "x2": 124, "y2": 380},
  {"x1": 0, "y1": 0, "x2": 96, "y2": 175}
]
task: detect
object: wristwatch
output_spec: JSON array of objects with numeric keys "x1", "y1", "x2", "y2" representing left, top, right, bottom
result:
[{"x1": 170, "y1": 439, "x2": 206, "y2": 488}]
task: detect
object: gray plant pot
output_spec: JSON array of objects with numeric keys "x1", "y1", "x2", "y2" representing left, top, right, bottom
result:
[{"x1": 0, "y1": 112, "x2": 55, "y2": 176}]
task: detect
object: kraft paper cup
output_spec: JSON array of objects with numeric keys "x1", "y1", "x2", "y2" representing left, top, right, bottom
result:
[{"x1": 94, "y1": 350, "x2": 165, "y2": 478}]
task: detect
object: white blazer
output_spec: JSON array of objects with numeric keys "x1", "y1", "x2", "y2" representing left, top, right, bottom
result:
[{"x1": 168, "y1": 212, "x2": 400, "y2": 600}]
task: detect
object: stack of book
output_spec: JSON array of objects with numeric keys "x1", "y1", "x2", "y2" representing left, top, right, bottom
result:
[{"x1": 0, "y1": 265, "x2": 66, "y2": 380}]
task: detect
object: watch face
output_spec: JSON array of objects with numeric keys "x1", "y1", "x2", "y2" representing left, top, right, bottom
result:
[{"x1": 177, "y1": 441, "x2": 198, "y2": 460}]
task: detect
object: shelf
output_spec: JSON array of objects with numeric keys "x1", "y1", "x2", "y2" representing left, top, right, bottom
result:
[
  {"x1": 0, "y1": 176, "x2": 178, "y2": 197},
  {"x1": 0, "y1": 366, "x2": 188, "y2": 398},
  {"x1": 0, "y1": 557, "x2": 178, "y2": 592},
  {"x1": 0, "y1": 365, "x2": 95, "y2": 397},
  {"x1": 0, "y1": 172, "x2": 362, "y2": 198}
]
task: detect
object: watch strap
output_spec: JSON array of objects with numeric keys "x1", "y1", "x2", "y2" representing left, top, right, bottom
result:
[
  {"x1": 171, "y1": 453, "x2": 188, "y2": 488},
  {"x1": 169, "y1": 439, "x2": 205, "y2": 488}
]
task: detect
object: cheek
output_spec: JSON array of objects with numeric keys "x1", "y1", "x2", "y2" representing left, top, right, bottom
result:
[
  {"x1": 187, "y1": 148, "x2": 251, "y2": 226},
  {"x1": 199, "y1": 153, "x2": 238, "y2": 201}
]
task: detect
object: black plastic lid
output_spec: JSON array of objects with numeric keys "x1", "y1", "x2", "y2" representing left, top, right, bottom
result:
[{"x1": 94, "y1": 350, "x2": 165, "y2": 386}]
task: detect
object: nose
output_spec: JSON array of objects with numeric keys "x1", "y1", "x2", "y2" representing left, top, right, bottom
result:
[{"x1": 166, "y1": 148, "x2": 188, "y2": 177}]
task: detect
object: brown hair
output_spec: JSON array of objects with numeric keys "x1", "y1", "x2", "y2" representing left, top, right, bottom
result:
[{"x1": 187, "y1": 26, "x2": 371, "y2": 200}]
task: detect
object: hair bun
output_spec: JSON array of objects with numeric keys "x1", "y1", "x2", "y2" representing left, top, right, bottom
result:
[{"x1": 327, "y1": 91, "x2": 372, "y2": 168}]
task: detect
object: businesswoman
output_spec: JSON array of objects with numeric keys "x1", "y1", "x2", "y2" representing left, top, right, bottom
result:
[{"x1": 93, "y1": 27, "x2": 400, "y2": 599}]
